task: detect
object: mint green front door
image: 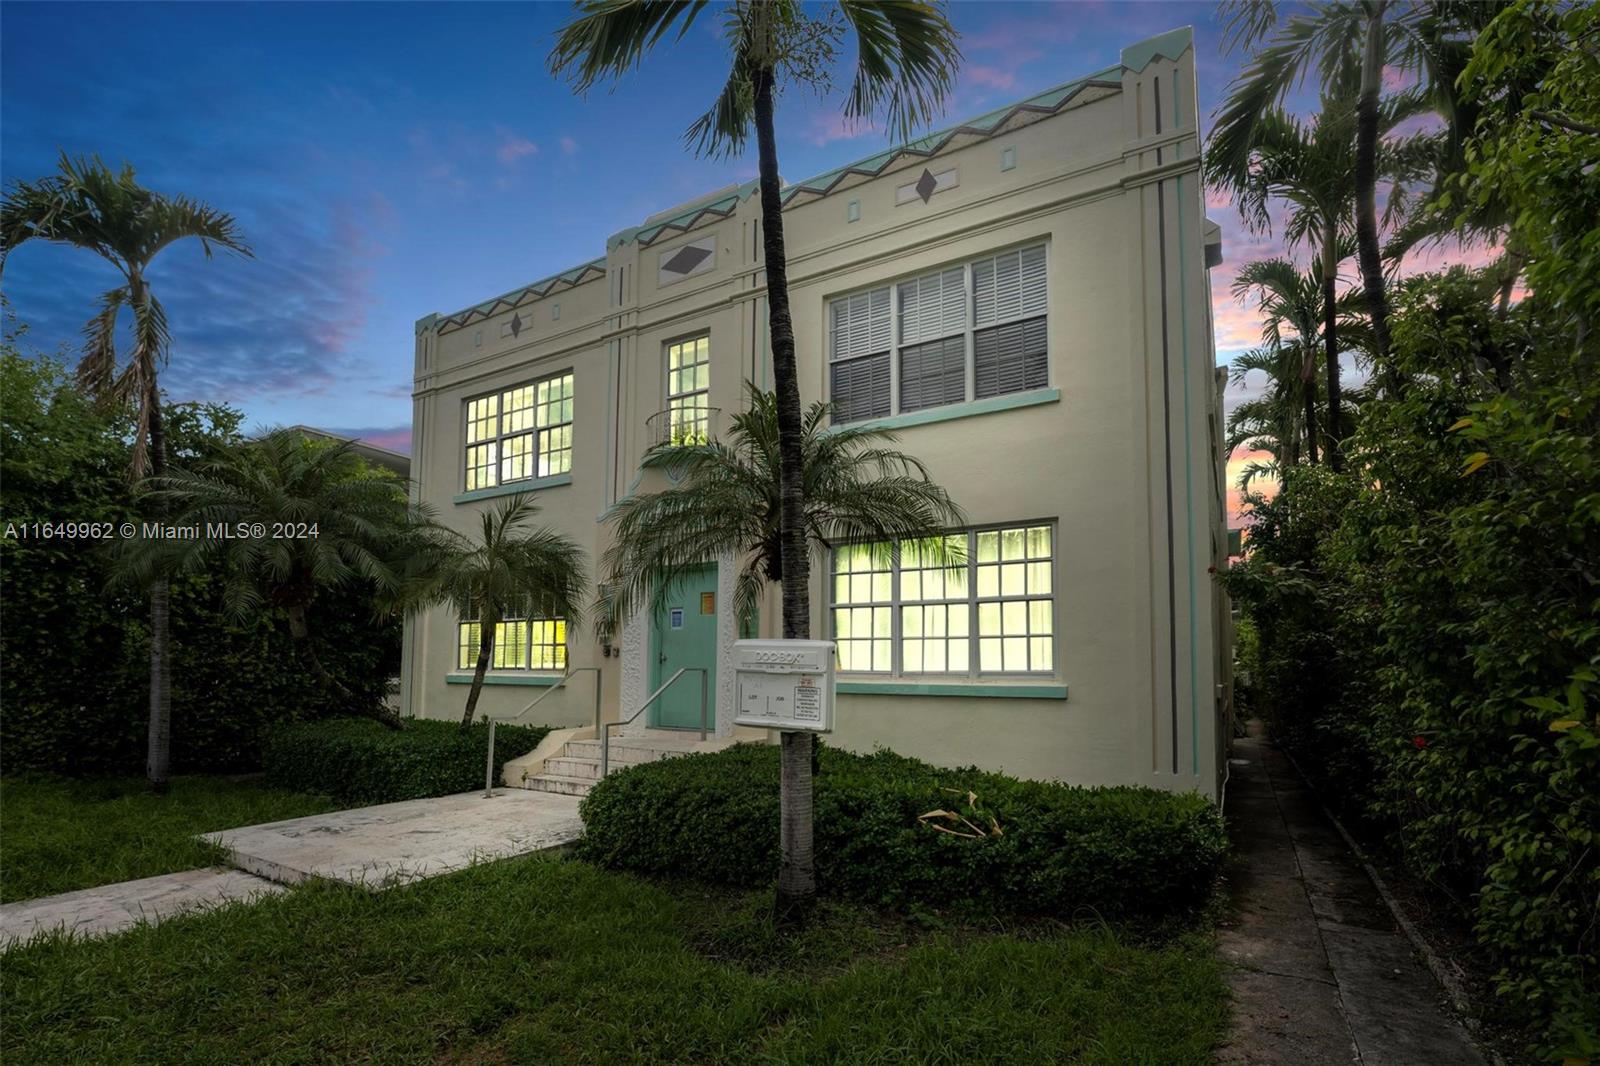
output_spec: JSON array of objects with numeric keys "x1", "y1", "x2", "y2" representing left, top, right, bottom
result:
[{"x1": 651, "y1": 566, "x2": 717, "y2": 730}]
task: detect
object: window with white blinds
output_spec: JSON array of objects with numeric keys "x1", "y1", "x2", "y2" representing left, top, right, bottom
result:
[{"x1": 828, "y1": 244, "x2": 1048, "y2": 423}]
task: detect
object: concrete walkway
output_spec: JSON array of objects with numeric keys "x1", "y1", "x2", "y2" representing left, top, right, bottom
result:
[
  {"x1": 1216, "y1": 730, "x2": 1486, "y2": 1065},
  {"x1": 2, "y1": 788, "x2": 584, "y2": 948},
  {"x1": 0, "y1": 868, "x2": 284, "y2": 948},
  {"x1": 205, "y1": 788, "x2": 584, "y2": 888}
]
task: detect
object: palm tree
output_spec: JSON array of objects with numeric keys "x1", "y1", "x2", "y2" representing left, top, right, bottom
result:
[
  {"x1": 1230, "y1": 257, "x2": 1326, "y2": 467},
  {"x1": 598, "y1": 383, "x2": 965, "y2": 633},
  {"x1": 1213, "y1": 1, "x2": 1494, "y2": 366},
  {"x1": 1208, "y1": 67, "x2": 1431, "y2": 470},
  {"x1": 1227, "y1": 343, "x2": 1308, "y2": 486},
  {"x1": 123, "y1": 429, "x2": 411, "y2": 728},
  {"x1": 0, "y1": 154, "x2": 251, "y2": 790},
  {"x1": 408, "y1": 495, "x2": 587, "y2": 732},
  {"x1": 550, "y1": 0, "x2": 960, "y2": 918}
]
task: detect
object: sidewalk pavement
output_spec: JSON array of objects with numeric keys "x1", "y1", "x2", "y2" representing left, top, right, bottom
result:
[{"x1": 1215, "y1": 730, "x2": 1487, "y2": 1066}]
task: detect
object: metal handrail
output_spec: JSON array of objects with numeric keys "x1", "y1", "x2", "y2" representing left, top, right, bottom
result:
[
  {"x1": 601, "y1": 667, "x2": 707, "y2": 779},
  {"x1": 643, "y1": 407, "x2": 720, "y2": 448},
  {"x1": 483, "y1": 667, "x2": 601, "y2": 798}
]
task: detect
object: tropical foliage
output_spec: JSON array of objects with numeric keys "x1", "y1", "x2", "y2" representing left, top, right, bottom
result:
[
  {"x1": 122, "y1": 429, "x2": 413, "y2": 728},
  {"x1": 0, "y1": 339, "x2": 398, "y2": 775},
  {"x1": 0, "y1": 154, "x2": 250, "y2": 789},
  {"x1": 598, "y1": 384, "x2": 964, "y2": 635},
  {"x1": 1223, "y1": 4, "x2": 1600, "y2": 1057},
  {"x1": 406, "y1": 495, "x2": 587, "y2": 731}
]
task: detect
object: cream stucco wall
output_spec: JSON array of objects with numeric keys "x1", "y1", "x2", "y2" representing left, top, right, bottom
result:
[{"x1": 402, "y1": 28, "x2": 1230, "y2": 798}]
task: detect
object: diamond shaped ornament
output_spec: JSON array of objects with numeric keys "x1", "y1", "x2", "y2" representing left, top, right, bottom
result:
[
  {"x1": 510, "y1": 312, "x2": 523, "y2": 337},
  {"x1": 914, "y1": 168, "x2": 938, "y2": 204},
  {"x1": 662, "y1": 243, "x2": 713, "y2": 275}
]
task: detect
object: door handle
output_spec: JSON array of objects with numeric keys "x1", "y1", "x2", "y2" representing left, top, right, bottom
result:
[{"x1": 658, "y1": 653, "x2": 668, "y2": 664}]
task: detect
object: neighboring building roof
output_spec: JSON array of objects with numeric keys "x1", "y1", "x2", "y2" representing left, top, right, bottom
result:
[
  {"x1": 285, "y1": 425, "x2": 410, "y2": 478},
  {"x1": 428, "y1": 27, "x2": 1194, "y2": 332}
]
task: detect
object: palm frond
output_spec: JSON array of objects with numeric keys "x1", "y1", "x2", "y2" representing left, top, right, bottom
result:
[{"x1": 836, "y1": 0, "x2": 960, "y2": 143}]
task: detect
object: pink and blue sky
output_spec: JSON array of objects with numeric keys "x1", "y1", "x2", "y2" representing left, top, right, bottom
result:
[{"x1": 0, "y1": 2, "x2": 1492, "y2": 523}]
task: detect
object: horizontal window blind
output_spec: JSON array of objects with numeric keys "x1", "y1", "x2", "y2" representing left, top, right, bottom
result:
[
  {"x1": 975, "y1": 316, "x2": 1048, "y2": 399},
  {"x1": 830, "y1": 287, "x2": 891, "y2": 361},
  {"x1": 826, "y1": 242, "x2": 1049, "y2": 422},
  {"x1": 899, "y1": 336, "x2": 966, "y2": 412},
  {"x1": 898, "y1": 267, "x2": 966, "y2": 345},
  {"x1": 973, "y1": 245, "x2": 1047, "y2": 328},
  {"x1": 830, "y1": 353, "x2": 891, "y2": 423}
]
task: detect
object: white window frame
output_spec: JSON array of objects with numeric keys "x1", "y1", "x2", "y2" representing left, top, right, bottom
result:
[
  {"x1": 457, "y1": 616, "x2": 568, "y2": 673},
  {"x1": 826, "y1": 241, "x2": 1049, "y2": 424},
  {"x1": 828, "y1": 520, "x2": 1059, "y2": 680},
  {"x1": 663, "y1": 333, "x2": 711, "y2": 445},
  {"x1": 462, "y1": 369, "x2": 574, "y2": 492}
]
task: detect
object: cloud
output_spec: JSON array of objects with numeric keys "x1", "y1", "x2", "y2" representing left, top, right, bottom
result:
[
  {"x1": 964, "y1": 17, "x2": 1076, "y2": 53},
  {"x1": 803, "y1": 112, "x2": 875, "y2": 147},
  {"x1": 560, "y1": 135, "x2": 578, "y2": 156},
  {"x1": 324, "y1": 424, "x2": 413, "y2": 454},
  {"x1": 966, "y1": 65, "x2": 1019, "y2": 91},
  {"x1": 495, "y1": 131, "x2": 539, "y2": 165}
]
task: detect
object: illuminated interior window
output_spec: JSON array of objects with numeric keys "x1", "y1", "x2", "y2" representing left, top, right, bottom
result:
[{"x1": 830, "y1": 524, "x2": 1054, "y2": 677}]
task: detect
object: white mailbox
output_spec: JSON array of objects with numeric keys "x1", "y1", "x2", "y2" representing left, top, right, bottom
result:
[{"x1": 733, "y1": 639, "x2": 835, "y2": 733}]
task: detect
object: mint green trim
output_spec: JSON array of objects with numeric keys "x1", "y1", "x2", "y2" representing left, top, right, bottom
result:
[
  {"x1": 831, "y1": 388, "x2": 1059, "y2": 434},
  {"x1": 1177, "y1": 167, "x2": 1199, "y2": 777},
  {"x1": 604, "y1": 340, "x2": 615, "y2": 511},
  {"x1": 837, "y1": 681, "x2": 1067, "y2": 700},
  {"x1": 454, "y1": 474, "x2": 571, "y2": 505},
  {"x1": 1120, "y1": 28, "x2": 1192, "y2": 73},
  {"x1": 446, "y1": 673, "x2": 562, "y2": 687},
  {"x1": 596, "y1": 466, "x2": 647, "y2": 523}
]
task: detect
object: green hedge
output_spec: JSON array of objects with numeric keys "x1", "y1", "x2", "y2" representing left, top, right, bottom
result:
[
  {"x1": 579, "y1": 743, "x2": 1226, "y2": 920},
  {"x1": 262, "y1": 718, "x2": 551, "y2": 805},
  {"x1": 0, "y1": 351, "x2": 399, "y2": 775}
]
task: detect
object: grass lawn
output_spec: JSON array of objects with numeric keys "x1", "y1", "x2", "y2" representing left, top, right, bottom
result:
[
  {"x1": 2, "y1": 855, "x2": 1228, "y2": 1065},
  {"x1": 0, "y1": 774, "x2": 340, "y2": 903}
]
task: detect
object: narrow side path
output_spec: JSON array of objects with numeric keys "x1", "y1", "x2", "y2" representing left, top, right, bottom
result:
[{"x1": 1216, "y1": 729, "x2": 1486, "y2": 1066}]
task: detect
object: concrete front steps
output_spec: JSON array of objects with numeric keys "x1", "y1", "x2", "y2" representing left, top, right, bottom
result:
[{"x1": 505, "y1": 731, "x2": 734, "y2": 797}]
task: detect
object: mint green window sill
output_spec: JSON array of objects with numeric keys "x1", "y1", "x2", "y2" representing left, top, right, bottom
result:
[
  {"x1": 446, "y1": 673, "x2": 563, "y2": 687},
  {"x1": 837, "y1": 680, "x2": 1068, "y2": 700},
  {"x1": 454, "y1": 473, "x2": 572, "y2": 505},
  {"x1": 829, "y1": 388, "x2": 1060, "y2": 434}
]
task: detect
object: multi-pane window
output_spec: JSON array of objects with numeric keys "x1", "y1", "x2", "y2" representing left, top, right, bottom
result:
[
  {"x1": 829, "y1": 523, "x2": 1055, "y2": 677},
  {"x1": 831, "y1": 543, "x2": 893, "y2": 673},
  {"x1": 828, "y1": 244, "x2": 1048, "y2": 423},
  {"x1": 462, "y1": 371, "x2": 574, "y2": 492},
  {"x1": 457, "y1": 617, "x2": 567, "y2": 672},
  {"x1": 665, "y1": 336, "x2": 711, "y2": 444},
  {"x1": 531, "y1": 619, "x2": 567, "y2": 671},
  {"x1": 974, "y1": 524, "x2": 1054, "y2": 673}
]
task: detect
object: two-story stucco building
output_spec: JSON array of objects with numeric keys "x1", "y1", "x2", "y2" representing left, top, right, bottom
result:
[{"x1": 403, "y1": 27, "x2": 1234, "y2": 799}]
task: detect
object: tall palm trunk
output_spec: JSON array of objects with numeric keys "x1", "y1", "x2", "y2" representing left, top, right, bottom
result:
[
  {"x1": 143, "y1": 342, "x2": 172, "y2": 792},
  {"x1": 1321, "y1": 237, "x2": 1343, "y2": 471},
  {"x1": 754, "y1": 64, "x2": 816, "y2": 921},
  {"x1": 462, "y1": 617, "x2": 498, "y2": 731},
  {"x1": 1355, "y1": 1, "x2": 1391, "y2": 364},
  {"x1": 1300, "y1": 346, "x2": 1321, "y2": 467}
]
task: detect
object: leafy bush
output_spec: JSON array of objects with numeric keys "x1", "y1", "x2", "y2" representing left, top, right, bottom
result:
[
  {"x1": 0, "y1": 343, "x2": 399, "y2": 775},
  {"x1": 1228, "y1": 269, "x2": 1600, "y2": 1053},
  {"x1": 262, "y1": 718, "x2": 550, "y2": 805},
  {"x1": 579, "y1": 743, "x2": 1226, "y2": 921}
]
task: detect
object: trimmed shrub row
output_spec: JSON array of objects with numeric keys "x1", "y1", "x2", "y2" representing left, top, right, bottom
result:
[
  {"x1": 579, "y1": 743, "x2": 1226, "y2": 920},
  {"x1": 263, "y1": 718, "x2": 550, "y2": 805}
]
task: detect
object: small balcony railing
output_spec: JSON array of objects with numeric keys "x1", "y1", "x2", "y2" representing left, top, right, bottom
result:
[{"x1": 644, "y1": 405, "x2": 721, "y2": 448}]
